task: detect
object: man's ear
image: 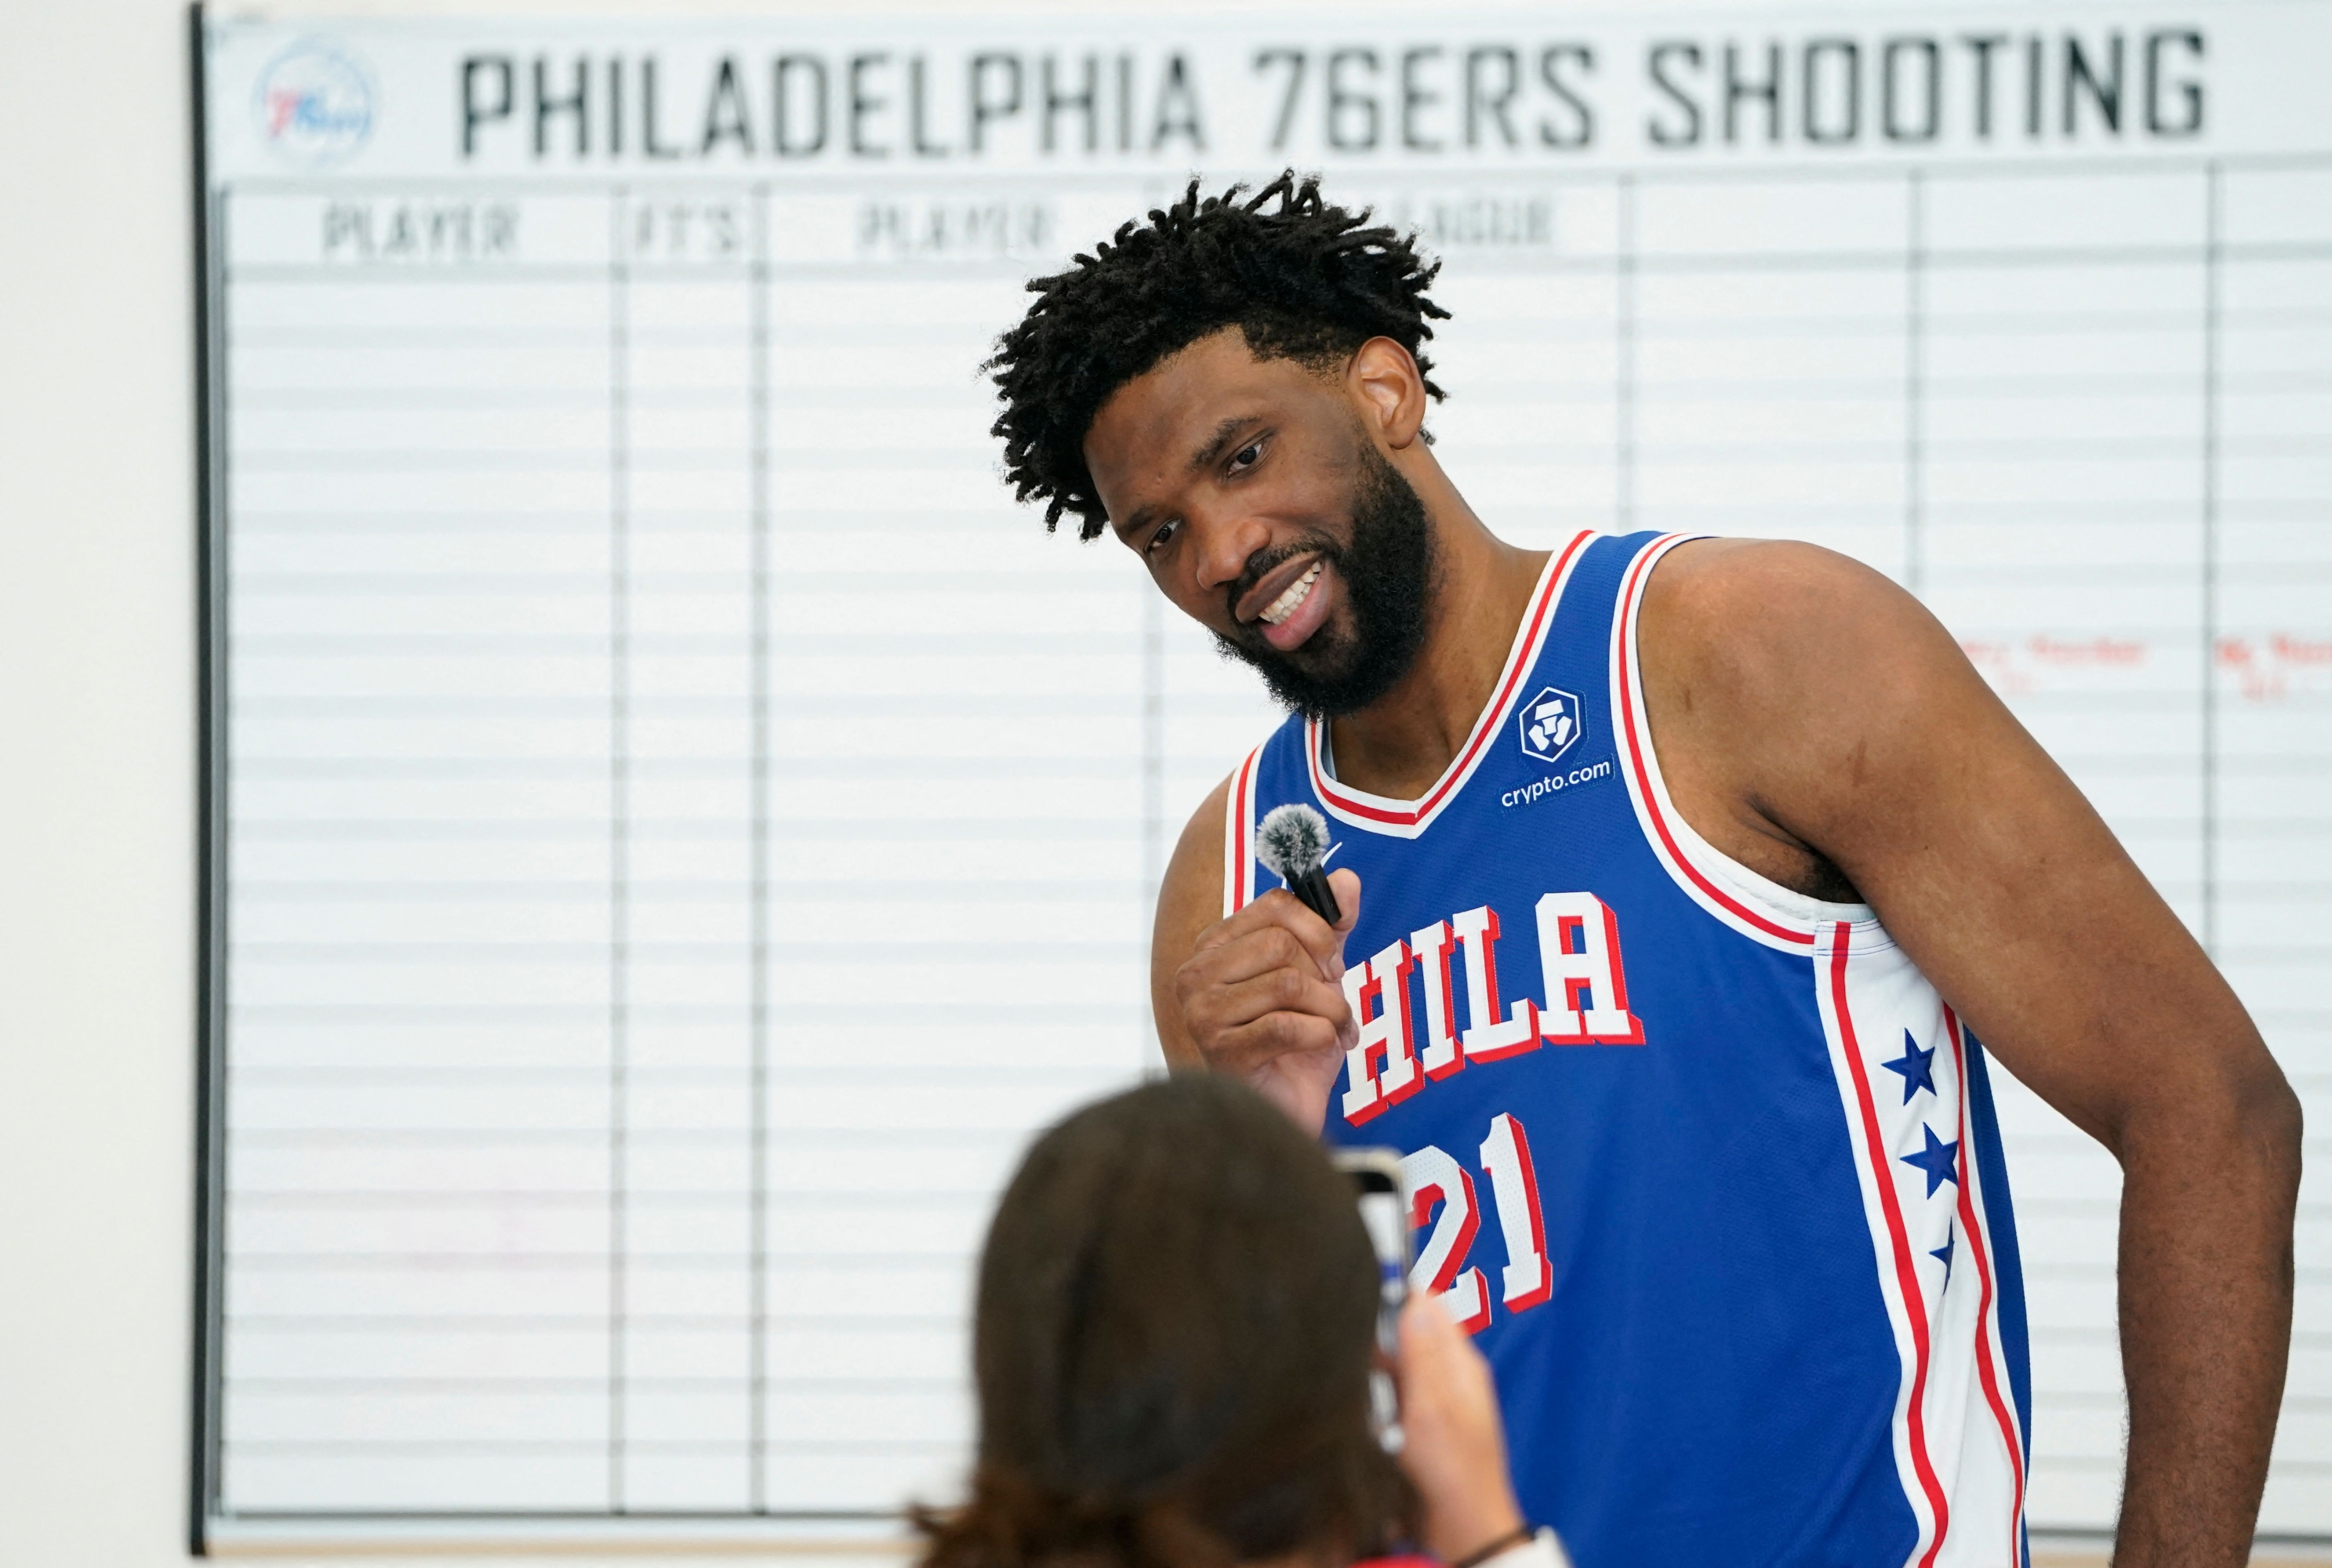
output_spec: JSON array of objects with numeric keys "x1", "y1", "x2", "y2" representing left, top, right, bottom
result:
[{"x1": 1346, "y1": 337, "x2": 1427, "y2": 451}]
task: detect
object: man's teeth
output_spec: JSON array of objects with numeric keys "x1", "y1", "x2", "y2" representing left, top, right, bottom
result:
[{"x1": 1259, "y1": 563, "x2": 1324, "y2": 626}]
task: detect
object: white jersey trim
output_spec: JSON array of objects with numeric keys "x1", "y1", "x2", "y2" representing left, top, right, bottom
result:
[
  {"x1": 1814, "y1": 921, "x2": 2025, "y2": 1568},
  {"x1": 1938, "y1": 1007, "x2": 2031, "y2": 1566},
  {"x1": 1610, "y1": 532, "x2": 1888, "y2": 956},
  {"x1": 1303, "y1": 530, "x2": 1596, "y2": 840}
]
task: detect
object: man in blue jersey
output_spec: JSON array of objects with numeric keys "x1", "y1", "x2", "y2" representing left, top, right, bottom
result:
[{"x1": 984, "y1": 176, "x2": 2299, "y2": 1568}]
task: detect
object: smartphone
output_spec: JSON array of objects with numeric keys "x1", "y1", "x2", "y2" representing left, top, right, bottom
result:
[{"x1": 1334, "y1": 1147, "x2": 1411, "y2": 1454}]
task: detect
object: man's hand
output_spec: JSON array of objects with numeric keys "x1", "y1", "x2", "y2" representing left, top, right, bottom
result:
[
  {"x1": 1168, "y1": 870, "x2": 1362, "y2": 1131},
  {"x1": 1149, "y1": 776, "x2": 1367, "y2": 1130},
  {"x1": 1394, "y1": 1290, "x2": 1526, "y2": 1565}
]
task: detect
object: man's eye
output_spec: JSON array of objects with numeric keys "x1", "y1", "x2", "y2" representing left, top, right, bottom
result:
[
  {"x1": 1145, "y1": 519, "x2": 1179, "y2": 555},
  {"x1": 1230, "y1": 441, "x2": 1263, "y2": 472}
]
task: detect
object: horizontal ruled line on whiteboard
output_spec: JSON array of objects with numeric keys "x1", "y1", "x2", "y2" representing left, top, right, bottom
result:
[
  {"x1": 228, "y1": 1061, "x2": 1126, "y2": 1087},
  {"x1": 221, "y1": 309, "x2": 2332, "y2": 352},
  {"x1": 230, "y1": 818, "x2": 1144, "y2": 841},
  {"x1": 230, "y1": 940, "x2": 1142, "y2": 964},
  {"x1": 233, "y1": 1127, "x2": 1025, "y2": 1148},
  {"x1": 231, "y1": 569, "x2": 1110, "y2": 592},
  {"x1": 213, "y1": 368, "x2": 2332, "y2": 415},
  {"x1": 233, "y1": 383, "x2": 987, "y2": 411},
  {"x1": 228, "y1": 1189, "x2": 1001, "y2": 1209},
  {"x1": 219, "y1": 238, "x2": 2332, "y2": 285},
  {"x1": 226, "y1": 1375, "x2": 962, "y2": 1393},
  {"x1": 226, "y1": 1252, "x2": 972, "y2": 1269},
  {"x1": 215, "y1": 505, "x2": 2319, "y2": 541},
  {"x1": 228, "y1": 694, "x2": 1158, "y2": 718},
  {"x1": 229, "y1": 1004, "x2": 1141, "y2": 1025},
  {"x1": 224, "y1": 435, "x2": 2332, "y2": 470},
  {"x1": 228, "y1": 1314, "x2": 956, "y2": 1330},
  {"x1": 222, "y1": 1438, "x2": 961, "y2": 1454},
  {"x1": 232, "y1": 450, "x2": 757, "y2": 473},
  {"x1": 231, "y1": 746, "x2": 1150, "y2": 771},
  {"x1": 234, "y1": 878, "x2": 1131, "y2": 899}
]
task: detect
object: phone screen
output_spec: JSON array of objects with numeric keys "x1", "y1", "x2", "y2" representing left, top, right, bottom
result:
[{"x1": 1340, "y1": 1156, "x2": 1409, "y2": 1453}]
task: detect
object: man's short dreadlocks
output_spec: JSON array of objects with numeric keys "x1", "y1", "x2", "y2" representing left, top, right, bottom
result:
[{"x1": 984, "y1": 172, "x2": 1451, "y2": 541}]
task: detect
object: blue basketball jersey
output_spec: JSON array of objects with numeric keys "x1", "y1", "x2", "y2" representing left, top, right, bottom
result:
[{"x1": 1223, "y1": 532, "x2": 2032, "y2": 1568}]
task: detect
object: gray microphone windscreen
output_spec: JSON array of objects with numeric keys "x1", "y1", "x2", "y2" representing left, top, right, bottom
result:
[{"x1": 1255, "y1": 802, "x2": 1330, "y2": 881}]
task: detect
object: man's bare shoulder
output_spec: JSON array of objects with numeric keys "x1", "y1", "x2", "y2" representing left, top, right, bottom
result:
[
  {"x1": 1640, "y1": 539, "x2": 1963, "y2": 753},
  {"x1": 1634, "y1": 537, "x2": 1988, "y2": 895},
  {"x1": 1641, "y1": 537, "x2": 1934, "y2": 687},
  {"x1": 1161, "y1": 773, "x2": 1233, "y2": 920}
]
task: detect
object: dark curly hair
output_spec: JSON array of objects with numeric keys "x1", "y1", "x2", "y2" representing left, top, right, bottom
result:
[{"x1": 985, "y1": 172, "x2": 1451, "y2": 540}]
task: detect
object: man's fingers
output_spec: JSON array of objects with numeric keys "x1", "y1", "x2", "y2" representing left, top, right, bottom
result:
[
  {"x1": 1190, "y1": 886, "x2": 1351, "y2": 982},
  {"x1": 1327, "y1": 867, "x2": 1362, "y2": 938},
  {"x1": 1173, "y1": 873, "x2": 1366, "y2": 1085},
  {"x1": 1193, "y1": 895, "x2": 1343, "y2": 980},
  {"x1": 1204, "y1": 970, "x2": 1352, "y2": 1035},
  {"x1": 1182, "y1": 922, "x2": 1324, "y2": 990},
  {"x1": 1205, "y1": 1012, "x2": 1346, "y2": 1076}
]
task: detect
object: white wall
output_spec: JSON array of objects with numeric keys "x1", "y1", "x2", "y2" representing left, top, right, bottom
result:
[{"x1": 0, "y1": 1, "x2": 202, "y2": 1563}]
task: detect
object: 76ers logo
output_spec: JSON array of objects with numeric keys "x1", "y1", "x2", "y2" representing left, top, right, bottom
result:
[
  {"x1": 1518, "y1": 685, "x2": 1583, "y2": 764},
  {"x1": 254, "y1": 42, "x2": 375, "y2": 167},
  {"x1": 1340, "y1": 891, "x2": 1642, "y2": 1125}
]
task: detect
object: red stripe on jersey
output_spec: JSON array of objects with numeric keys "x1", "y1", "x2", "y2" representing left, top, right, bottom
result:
[
  {"x1": 1830, "y1": 927, "x2": 1952, "y2": 1563},
  {"x1": 1615, "y1": 539, "x2": 1815, "y2": 947},
  {"x1": 1228, "y1": 747, "x2": 1259, "y2": 914}
]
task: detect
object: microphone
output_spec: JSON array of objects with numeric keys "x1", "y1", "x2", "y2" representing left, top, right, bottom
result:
[{"x1": 1255, "y1": 803, "x2": 1342, "y2": 927}]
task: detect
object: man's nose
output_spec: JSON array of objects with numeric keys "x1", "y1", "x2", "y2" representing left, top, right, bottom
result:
[{"x1": 1188, "y1": 508, "x2": 1270, "y2": 596}]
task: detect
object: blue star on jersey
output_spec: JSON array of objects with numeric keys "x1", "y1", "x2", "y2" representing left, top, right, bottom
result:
[
  {"x1": 1931, "y1": 1223, "x2": 1956, "y2": 1284},
  {"x1": 1902, "y1": 1125, "x2": 1962, "y2": 1197},
  {"x1": 1882, "y1": 1030, "x2": 1938, "y2": 1103}
]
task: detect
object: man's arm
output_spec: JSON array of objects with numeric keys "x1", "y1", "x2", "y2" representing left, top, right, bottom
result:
[
  {"x1": 1641, "y1": 539, "x2": 2303, "y2": 1568},
  {"x1": 1152, "y1": 774, "x2": 1361, "y2": 1129}
]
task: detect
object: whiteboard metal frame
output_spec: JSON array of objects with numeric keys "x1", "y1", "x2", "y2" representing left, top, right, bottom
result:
[
  {"x1": 191, "y1": 1, "x2": 233, "y2": 1554},
  {"x1": 182, "y1": 2, "x2": 2332, "y2": 1551}
]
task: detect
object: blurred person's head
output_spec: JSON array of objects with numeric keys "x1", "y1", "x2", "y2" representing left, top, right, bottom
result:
[{"x1": 916, "y1": 1074, "x2": 1415, "y2": 1568}]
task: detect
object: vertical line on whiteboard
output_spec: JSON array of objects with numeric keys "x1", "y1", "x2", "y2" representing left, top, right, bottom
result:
[
  {"x1": 747, "y1": 182, "x2": 772, "y2": 1514},
  {"x1": 1615, "y1": 173, "x2": 1636, "y2": 534},
  {"x1": 608, "y1": 185, "x2": 632, "y2": 1514},
  {"x1": 1905, "y1": 168, "x2": 1925, "y2": 596},
  {"x1": 2201, "y1": 162, "x2": 2221, "y2": 957}
]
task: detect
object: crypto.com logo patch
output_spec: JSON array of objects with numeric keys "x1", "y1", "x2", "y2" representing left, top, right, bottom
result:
[{"x1": 1517, "y1": 685, "x2": 1584, "y2": 764}]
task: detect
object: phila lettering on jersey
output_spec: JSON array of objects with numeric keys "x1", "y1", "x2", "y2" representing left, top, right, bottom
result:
[{"x1": 1222, "y1": 532, "x2": 2032, "y2": 1568}]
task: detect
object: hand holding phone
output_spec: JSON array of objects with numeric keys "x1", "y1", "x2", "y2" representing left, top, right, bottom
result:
[
  {"x1": 1334, "y1": 1149, "x2": 1411, "y2": 1452},
  {"x1": 1392, "y1": 1290, "x2": 1527, "y2": 1563}
]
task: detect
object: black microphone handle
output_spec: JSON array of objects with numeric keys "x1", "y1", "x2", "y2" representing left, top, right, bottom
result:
[{"x1": 1289, "y1": 865, "x2": 1342, "y2": 927}]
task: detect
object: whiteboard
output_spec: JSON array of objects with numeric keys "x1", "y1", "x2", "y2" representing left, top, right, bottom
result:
[{"x1": 195, "y1": 2, "x2": 2332, "y2": 1549}]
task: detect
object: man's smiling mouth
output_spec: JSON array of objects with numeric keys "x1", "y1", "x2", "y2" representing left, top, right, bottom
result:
[{"x1": 1259, "y1": 562, "x2": 1324, "y2": 626}]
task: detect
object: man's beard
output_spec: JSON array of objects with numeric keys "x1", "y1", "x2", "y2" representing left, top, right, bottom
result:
[{"x1": 1212, "y1": 443, "x2": 1437, "y2": 720}]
